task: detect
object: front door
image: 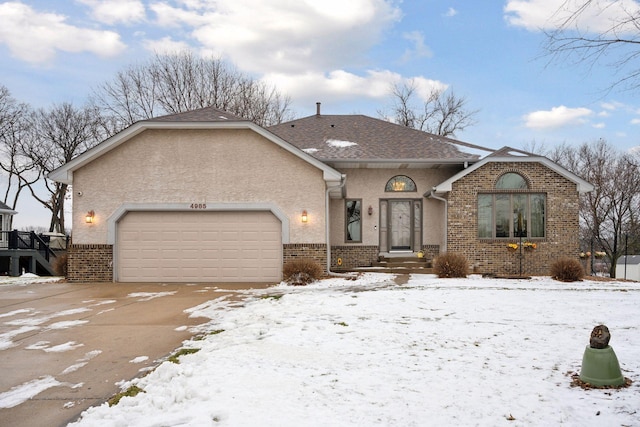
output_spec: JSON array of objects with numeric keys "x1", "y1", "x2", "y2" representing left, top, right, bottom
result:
[
  {"x1": 390, "y1": 200, "x2": 412, "y2": 250},
  {"x1": 379, "y1": 199, "x2": 422, "y2": 252}
]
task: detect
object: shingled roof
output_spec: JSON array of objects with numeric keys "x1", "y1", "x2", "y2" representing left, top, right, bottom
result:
[
  {"x1": 268, "y1": 113, "x2": 493, "y2": 162},
  {"x1": 0, "y1": 201, "x2": 17, "y2": 214},
  {"x1": 146, "y1": 106, "x2": 246, "y2": 123}
]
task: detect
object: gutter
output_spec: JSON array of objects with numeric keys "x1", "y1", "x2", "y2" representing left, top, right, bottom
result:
[
  {"x1": 325, "y1": 174, "x2": 355, "y2": 277},
  {"x1": 427, "y1": 189, "x2": 448, "y2": 253}
]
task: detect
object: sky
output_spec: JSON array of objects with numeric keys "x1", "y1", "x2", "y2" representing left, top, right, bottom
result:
[
  {"x1": 2, "y1": 0, "x2": 640, "y2": 228},
  {"x1": 2, "y1": 273, "x2": 638, "y2": 426}
]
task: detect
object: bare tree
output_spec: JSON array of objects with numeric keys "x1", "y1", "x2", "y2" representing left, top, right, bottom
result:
[
  {"x1": 22, "y1": 103, "x2": 106, "y2": 233},
  {"x1": 0, "y1": 85, "x2": 39, "y2": 229},
  {"x1": 550, "y1": 140, "x2": 640, "y2": 277},
  {"x1": 92, "y1": 63, "x2": 160, "y2": 129},
  {"x1": 543, "y1": 0, "x2": 640, "y2": 92},
  {"x1": 92, "y1": 51, "x2": 294, "y2": 134},
  {"x1": 379, "y1": 80, "x2": 477, "y2": 137}
]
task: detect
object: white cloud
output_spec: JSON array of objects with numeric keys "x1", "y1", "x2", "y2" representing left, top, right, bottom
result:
[
  {"x1": 77, "y1": 0, "x2": 146, "y2": 25},
  {"x1": 592, "y1": 122, "x2": 605, "y2": 129},
  {"x1": 149, "y1": 1, "x2": 210, "y2": 27},
  {"x1": 143, "y1": 36, "x2": 192, "y2": 54},
  {"x1": 0, "y1": 2, "x2": 126, "y2": 64},
  {"x1": 149, "y1": 0, "x2": 401, "y2": 74},
  {"x1": 523, "y1": 105, "x2": 593, "y2": 129},
  {"x1": 146, "y1": 0, "x2": 445, "y2": 106},
  {"x1": 504, "y1": 0, "x2": 640, "y2": 33},
  {"x1": 601, "y1": 101, "x2": 621, "y2": 111},
  {"x1": 263, "y1": 70, "x2": 446, "y2": 105},
  {"x1": 631, "y1": 118, "x2": 640, "y2": 125},
  {"x1": 444, "y1": 7, "x2": 458, "y2": 17},
  {"x1": 401, "y1": 31, "x2": 433, "y2": 62},
  {"x1": 411, "y1": 77, "x2": 448, "y2": 100}
]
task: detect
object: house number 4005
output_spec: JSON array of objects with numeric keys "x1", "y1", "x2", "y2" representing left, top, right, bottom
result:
[{"x1": 190, "y1": 203, "x2": 207, "y2": 209}]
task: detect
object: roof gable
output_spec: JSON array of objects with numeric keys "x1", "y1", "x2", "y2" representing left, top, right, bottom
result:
[
  {"x1": 268, "y1": 114, "x2": 493, "y2": 162},
  {"x1": 0, "y1": 201, "x2": 17, "y2": 215},
  {"x1": 431, "y1": 146, "x2": 594, "y2": 194},
  {"x1": 49, "y1": 107, "x2": 342, "y2": 184}
]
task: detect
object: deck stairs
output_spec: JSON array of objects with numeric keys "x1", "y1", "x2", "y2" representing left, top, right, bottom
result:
[{"x1": 0, "y1": 231, "x2": 65, "y2": 276}]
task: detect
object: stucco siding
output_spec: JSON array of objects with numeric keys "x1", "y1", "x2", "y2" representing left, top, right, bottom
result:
[
  {"x1": 329, "y1": 167, "x2": 460, "y2": 247},
  {"x1": 72, "y1": 128, "x2": 326, "y2": 244}
]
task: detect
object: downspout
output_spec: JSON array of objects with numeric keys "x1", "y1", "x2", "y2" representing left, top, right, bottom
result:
[
  {"x1": 428, "y1": 189, "x2": 448, "y2": 253},
  {"x1": 325, "y1": 174, "x2": 354, "y2": 277}
]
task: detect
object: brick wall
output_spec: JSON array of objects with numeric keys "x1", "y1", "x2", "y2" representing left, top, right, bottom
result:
[
  {"x1": 67, "y1": 244, "x2": 113, "y2": 282},
  {"x1": 283, "y1": 244, "x2": 389, "y2": 272},
  {"x1": 331, "y1": 245, "x2": 379, "y2": 269},
  {"x1": 447, "y1": 162, "x2": 580, "y2": 276},
  {"x1": 283, "y1": 243, "x2": 328, "y2": 274},
  {"x1": 421, "y1": 244, "x2": 440, "y2": 261}
]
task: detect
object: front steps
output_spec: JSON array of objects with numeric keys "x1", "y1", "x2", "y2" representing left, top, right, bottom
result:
[{"x1": 348, "y1": 254, "x2": 434, "y2": 274}]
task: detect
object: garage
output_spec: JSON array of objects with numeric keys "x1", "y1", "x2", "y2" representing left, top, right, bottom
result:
[{"x1": 117, "y1": 211, "x2": 282, "y2": 282}]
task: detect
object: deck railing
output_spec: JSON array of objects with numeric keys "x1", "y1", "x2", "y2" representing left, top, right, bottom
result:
[{"x1": 0, "y1": 230, "x2": 67, "y2": 261}]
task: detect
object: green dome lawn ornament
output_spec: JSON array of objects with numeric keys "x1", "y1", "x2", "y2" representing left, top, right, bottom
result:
[{"x1": 579, "y1": 325, "x2": 625, "y2": 387}]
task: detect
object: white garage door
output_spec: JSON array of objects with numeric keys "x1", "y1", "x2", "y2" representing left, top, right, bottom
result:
[{"x1": 117, "y1": 211, "x2": 282, "y2": 282}]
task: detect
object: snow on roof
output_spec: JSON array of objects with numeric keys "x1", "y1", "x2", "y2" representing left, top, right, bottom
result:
[
  {"x1": 617, "y1": 255, "x2": 640, "y2": 265},
  {"x1": 326, "y1": 139, "x2": 358, "y2": 148}
]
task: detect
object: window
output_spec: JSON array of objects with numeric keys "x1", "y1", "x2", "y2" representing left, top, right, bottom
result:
[
  {"x1": 385, "y1": 175, "x2": 416, "y2": 192},
  {"x1": 478, "y1": 173, "x2": 545, "y2": 239},
  {"x1": 495, "y1": 172, "x2": 528, "y2": 189},
  {"x1": 345, "y1": 199, "x2": 362, "y2": 242}
]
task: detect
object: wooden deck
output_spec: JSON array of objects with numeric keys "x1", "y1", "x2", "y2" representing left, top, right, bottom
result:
[{"x1": 0, "y1": 231, "x2": 66, "y2": 276}]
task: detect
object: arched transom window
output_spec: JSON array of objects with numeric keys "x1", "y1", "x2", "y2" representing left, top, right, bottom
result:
[
  {"x1": 385, "y1": 175, "x2": 416, "y2": 192},
  {"x1": 495, "y1": 172, "x2": 528, "y2": 189}
]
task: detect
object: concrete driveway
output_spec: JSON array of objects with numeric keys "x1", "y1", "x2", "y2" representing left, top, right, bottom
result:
[{"x1": 0, "y1": 281, "x2": 271, "y2": 427}]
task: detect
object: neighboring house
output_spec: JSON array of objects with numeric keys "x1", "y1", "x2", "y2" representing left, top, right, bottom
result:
[
  {"x1": 49, "y1": 105, "x2": 593, "y2": 283},
  {"x1": 0, "y1": 203, "x2": 61, "y2": 276},
  {"x1": 0, "y1": 201, "x2": 17, "y2": 249},
  {"x1": 615, "y1": 255, "x2": 640, "y2": 281}
]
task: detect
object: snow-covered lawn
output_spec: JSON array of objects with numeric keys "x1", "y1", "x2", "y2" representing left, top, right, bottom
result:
[
  {"x1": 43, "y1": 274, "x2": 640, "y2": 425},
  {"x1": 0, "y1": 272, "x2": 63, "y2": 287}
]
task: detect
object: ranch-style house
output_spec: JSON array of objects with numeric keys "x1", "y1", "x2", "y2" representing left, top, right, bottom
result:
[{"x1": 49, "y1": 104, "x2": 593, "y2": 282}]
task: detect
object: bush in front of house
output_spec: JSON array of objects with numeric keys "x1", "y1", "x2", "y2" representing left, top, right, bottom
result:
[
  {"x1": 52, "y1": 253, "x2": 67, "y2": 277},
  {"x1": 550, "y1": 257, "x2": 584, "y2": 282},
  {"x1": 283, "y1": 258, "x2": 323, "y2": 286},
  {"x1": 434, "y1": 252, "x2": 469, "y2": 278}
]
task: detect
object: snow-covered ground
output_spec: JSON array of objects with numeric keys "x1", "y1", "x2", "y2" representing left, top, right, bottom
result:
[
  {"x1": 3, "y1": 273, "x2": 640, "y2": 426},
  {"x1": 61, "y1": 273, "x2": 639, "y2": 427},
  {"x1": 0, "y1": 272, "x2": 63, "y2": 287}
]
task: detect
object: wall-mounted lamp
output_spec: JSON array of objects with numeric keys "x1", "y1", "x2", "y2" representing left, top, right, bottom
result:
[
  {"x1": 301, "y1": 210, "x2": 308, "y2": 223},
  {"x1": 368, "y1": 205, "x2": 373, "y2": 215},
  {"x1": 85, "y1": 210, "x2": 95, "y2": 224}
]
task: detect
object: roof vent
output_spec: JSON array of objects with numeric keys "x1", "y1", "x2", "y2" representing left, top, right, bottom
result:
[{"x1": 316, "y1": 102, "x2": 321, "y2": 116}]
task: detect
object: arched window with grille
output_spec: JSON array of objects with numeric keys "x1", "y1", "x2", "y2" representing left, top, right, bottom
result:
[{"x1": 478, "y1": 172, "x2": 545, "y2": 238}]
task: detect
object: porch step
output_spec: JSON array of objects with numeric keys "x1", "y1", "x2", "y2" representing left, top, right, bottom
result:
[
  {"x1": 348, "y1": 266, "x2": 435, "y2": 275},
  {"x1": 373, "y1": 256, "x2": 432, "y2": 269},
  {"x1": 344, "y1": 255, "x2": 434, "y2": 275}
]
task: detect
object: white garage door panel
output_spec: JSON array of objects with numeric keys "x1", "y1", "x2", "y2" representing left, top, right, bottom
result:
[{"x1": 117, "y1": 211, "x2": 281, "y2": 282}]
